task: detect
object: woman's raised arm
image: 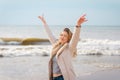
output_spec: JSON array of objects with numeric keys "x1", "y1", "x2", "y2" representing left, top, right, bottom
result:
[
  {"x1": 69, "y1": 14, "x2": 87, "y2": 52},
  {"x1": 38, "y1": 15, "x2": 56, "y2": 45}
]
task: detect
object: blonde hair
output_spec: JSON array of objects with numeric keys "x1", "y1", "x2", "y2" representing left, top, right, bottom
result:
[
  {"x1": 52, "y1": 28, "x2": 77, "y2": 57},
  {"x1": 64, "y1": 28, "x2": 77, "y2": 57},
  {"x1": 63, "y1": 28, "x2": 72, "y2": 42}
]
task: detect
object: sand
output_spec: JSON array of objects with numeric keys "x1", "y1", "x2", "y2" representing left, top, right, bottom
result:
[
  {"x1": 0, "y1": 55, "x2": 120, "y2": 80},
  {"x1": 79, "y1": 69, "x2": 120, "y2": 80}
]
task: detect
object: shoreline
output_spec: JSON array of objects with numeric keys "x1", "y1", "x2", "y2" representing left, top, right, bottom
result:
[{"x1": 0, "y1": 55, "x2": 120, "y2": 80}]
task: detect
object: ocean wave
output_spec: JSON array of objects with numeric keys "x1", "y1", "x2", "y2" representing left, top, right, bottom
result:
[
  {"x1": 77, "y1": 39, "x2": 120, "y2": 56},
  {"x1": 0, "y1": 39, "x2": 5, "y2": 45},
  {"x1": 0, "y1": 38, "x2": 49, "y2": 45},
  {"x1": 0, "y1": 46, "x2": 51, "y2": 57},
  {"x1": 0, "y1": 39, "x2": 120, "y2": 57}
]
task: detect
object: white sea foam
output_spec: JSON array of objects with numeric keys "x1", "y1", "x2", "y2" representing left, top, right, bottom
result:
[
  {"x1": 0, "y1": 39, "x2": 120, "y2": 57},
  {"x1": 77, "y1": 39, "x2": 120, "y2": 56},
  {"x1": 0, "y1": 45, "x2": 51, "y2": 57},
  {"x1": 0, "y1": 39, "x2": 21, "y2": 45}
]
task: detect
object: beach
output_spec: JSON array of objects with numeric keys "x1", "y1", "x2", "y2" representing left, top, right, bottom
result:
[
  {"x1": 0, "y1": 55, "x2": 120, "y2": 80},
  {"x1": 0, "y1": 25, "x2": 120, "y2": 80},
  {"x1": 0, "y1": 0, "x2": 120, "y2": 79},
  {"x1": 79, "y1": 69, "x2": 120, "y2": 80}
]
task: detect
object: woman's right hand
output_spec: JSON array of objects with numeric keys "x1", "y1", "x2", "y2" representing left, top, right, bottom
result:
[{"x1": 38, "y1": 15, "x2": 47, "y2": 24}]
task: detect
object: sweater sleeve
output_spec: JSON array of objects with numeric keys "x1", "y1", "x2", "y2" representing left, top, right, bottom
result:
[
  {"x1": 44, "y1": 24, "x2": 56, "y2": 45},
  {"x1": 69, "y1": 27, "x2": 80, "y2": 53}
]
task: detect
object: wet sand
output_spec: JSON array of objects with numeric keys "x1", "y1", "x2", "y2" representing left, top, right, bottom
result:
[
  {"x1": 0, "y1": 55, "x2": 120, "y2": 80},
  {"x1": 79, "y1": 69, "x2": 120, "y2": 80}
]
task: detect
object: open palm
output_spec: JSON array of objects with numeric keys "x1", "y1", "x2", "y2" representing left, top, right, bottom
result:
[{"x1": 77, "y1": 14, "x2": 87, "y2": 26}]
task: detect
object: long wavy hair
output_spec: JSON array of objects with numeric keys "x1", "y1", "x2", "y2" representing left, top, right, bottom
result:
[
  {"x1": 63, "y1": 28, "x2": 72, "y2": 42},
  {"x1": 52, "y1": 28, "x2": 77, "y2": 57}
]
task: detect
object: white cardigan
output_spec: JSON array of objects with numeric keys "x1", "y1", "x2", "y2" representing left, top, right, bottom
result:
[{"x1": 44, "y1": 25, "x2": 80, "y2": 80}]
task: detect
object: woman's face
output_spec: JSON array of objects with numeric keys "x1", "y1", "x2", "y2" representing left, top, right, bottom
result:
[{"x1": 59, "y1": 31, "x2": 69, "y2": 44}]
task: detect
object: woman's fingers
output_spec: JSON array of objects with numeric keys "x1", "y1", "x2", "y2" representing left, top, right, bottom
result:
[
  {"x1": 81, "y1": 14, "x2": 86, "y2": 18},
  {"x1": 38, "y1": 16, "x2": 43, "y2": 19},
  {"x1": 77, "y1": 14, "x2": 87, "y2": 26},
  {"x1": 38, "y1": 16, "x2": 42, "y2": 19},
  {"x1": 85, "y1": 19, "x2": 88, "y2": 21},
  {"x1": 81, "y1": 14, "x2": 87, "y2": 22},
  {"x1": 38, "y1": 16, "x2": 44, "y2": 21},
  {"x1": 38, "y1": 15, "x2": 46, "y2": 24}
]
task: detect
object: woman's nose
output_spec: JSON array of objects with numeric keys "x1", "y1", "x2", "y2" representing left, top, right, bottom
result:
[{"x1": 61, "y1": 36, "x2": 64, "y2": 38}]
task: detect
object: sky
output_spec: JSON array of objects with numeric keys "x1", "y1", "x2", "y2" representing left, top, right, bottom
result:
[{"x1": 0, "y1": 0, "x2": 120, "y2": 25}]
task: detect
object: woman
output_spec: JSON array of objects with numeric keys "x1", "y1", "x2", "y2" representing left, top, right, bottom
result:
[{"x1": 38, "y1": 14, "x2": 87, "y2": 80}]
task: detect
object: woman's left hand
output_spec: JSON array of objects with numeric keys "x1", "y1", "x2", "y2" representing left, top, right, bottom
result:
[{"x1": 77, "y1": 14, "x2": 87, "y2": 26}]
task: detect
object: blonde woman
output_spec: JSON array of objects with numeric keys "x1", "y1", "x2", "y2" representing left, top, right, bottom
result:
[{"x1": 38, "y1": 14, "x2": 87, "y2": 80}]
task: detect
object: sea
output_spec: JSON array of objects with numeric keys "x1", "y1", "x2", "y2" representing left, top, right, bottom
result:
[
  {"x1": 0, "y1": 25, "x2": 120, "y2": 80},
  {"x1": 0, "y1": 25, "x2": 120, "y2": 56}
]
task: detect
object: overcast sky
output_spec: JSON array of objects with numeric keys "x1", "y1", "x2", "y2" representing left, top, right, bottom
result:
[{"x1": 0, "y1": 0, "x2": 120, "y2": 25}]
